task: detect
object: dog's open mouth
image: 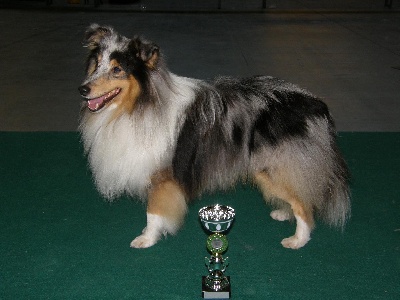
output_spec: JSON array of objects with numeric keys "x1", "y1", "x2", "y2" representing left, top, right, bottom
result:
[{"x1": 86, "y1": 88, "x2": 121, "y2": 112}]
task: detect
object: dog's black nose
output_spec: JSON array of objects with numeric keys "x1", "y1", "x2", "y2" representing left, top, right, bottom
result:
[{"x1": 78, "y1": 85, "x2": 91, "y2": 97}]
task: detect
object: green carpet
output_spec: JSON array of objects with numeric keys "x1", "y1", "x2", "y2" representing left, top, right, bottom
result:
[{"x1": 0, "y1": 132, "x2": 399, "y2": 299}]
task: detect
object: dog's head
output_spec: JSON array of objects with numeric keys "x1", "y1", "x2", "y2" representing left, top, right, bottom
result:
[{"x1": 78, "y1": 24, "x2": 159, "y2": 113}]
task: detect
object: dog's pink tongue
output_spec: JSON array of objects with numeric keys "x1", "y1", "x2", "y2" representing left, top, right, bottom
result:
[{"x1": 87, "y1": 95, "x2": 106, "y2": 111}]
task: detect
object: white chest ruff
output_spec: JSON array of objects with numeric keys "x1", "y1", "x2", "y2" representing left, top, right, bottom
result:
[
  {"x1": 80, "y1": 74, "x2": 197, "y2": 200},
  {"x1": 86, "y1": 118, "x2": 174, "y2": 199}
]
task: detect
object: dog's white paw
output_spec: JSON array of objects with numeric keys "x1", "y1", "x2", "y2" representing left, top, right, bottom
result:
[
  {"x1": 130, "y1": 234, "x2": 159, "y2": 248},
  {"x1": 270, "y1": 209, "x2": 290, "y2": 221},
  {"x1": 281, "y1": 235, "x2": 310, "y2": 249}
]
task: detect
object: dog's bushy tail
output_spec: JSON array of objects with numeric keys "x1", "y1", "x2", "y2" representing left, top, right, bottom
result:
[{"x1": 320, "y1": 146, "x2": 351, "y2": 228}]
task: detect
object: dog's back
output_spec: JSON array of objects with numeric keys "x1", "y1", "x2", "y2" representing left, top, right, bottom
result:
[{"x1": 173, "y1": 75, "x2": 350, "y2": 241}]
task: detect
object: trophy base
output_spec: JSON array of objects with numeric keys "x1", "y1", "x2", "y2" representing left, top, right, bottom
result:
[{"x1": 202, "y1": 276, "x2": 231, "y2": 299}]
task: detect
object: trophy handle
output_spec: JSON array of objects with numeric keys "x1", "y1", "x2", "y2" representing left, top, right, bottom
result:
[
  {"x1": 221, "y1": 256, "x2": 229, "y2": 272},
  {"x1": 205, "y1": 255, "x2": 230, "y2": 273},
  {"x1": 205, "y1": 257, "x2": 211, "y2": 272}
]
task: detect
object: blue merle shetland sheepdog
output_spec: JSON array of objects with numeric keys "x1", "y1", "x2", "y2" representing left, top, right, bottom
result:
[{"x1": 78, "y1": 24, "x2": 350, "y2": 249}]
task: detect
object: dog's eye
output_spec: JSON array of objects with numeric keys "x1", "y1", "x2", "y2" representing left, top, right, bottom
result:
[{"x1": 113, "y1": 66, "x2": 122, "y2": 74}]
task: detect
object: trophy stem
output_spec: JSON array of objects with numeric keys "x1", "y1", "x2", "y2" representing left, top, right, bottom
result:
[{"x1": 203, "y1": 240, "x2": 231, "y2": 299}]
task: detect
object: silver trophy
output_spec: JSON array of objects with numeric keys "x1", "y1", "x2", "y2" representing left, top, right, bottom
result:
[{"x1": 199, "y1": 204, "x2": 235, "y2": 299}]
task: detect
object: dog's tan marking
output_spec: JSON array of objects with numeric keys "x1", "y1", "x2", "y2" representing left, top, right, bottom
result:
[
  {"x1": 147, "y1": 171, "x2": 187, "y2": 222},
  {"x1": 145, "y1": 50, "x2": 159, "y2": 69},
  {"x1": 108, "y1": 74, "x2": 141, "y2": 122},
  {"x1": 87, "y1": 58, "x2": 97, "y2": 75},
  {"x1": 254, "y1": 171, "x2": 314, "y2": 249}
]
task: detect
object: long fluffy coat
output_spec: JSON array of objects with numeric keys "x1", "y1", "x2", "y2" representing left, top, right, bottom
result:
[{"x1": 79, "y1": 24, "x2": 350, "y2": 249}]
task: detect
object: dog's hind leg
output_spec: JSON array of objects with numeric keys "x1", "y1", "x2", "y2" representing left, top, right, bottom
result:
[
  {"x1": 254, "y1": 171, "x2": 314, "y2": 249},
  {"x1": 130, "y1": 171, "x2": 187, "y2": 248}
]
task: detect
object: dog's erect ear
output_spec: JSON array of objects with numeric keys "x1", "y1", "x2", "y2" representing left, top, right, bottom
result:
[
  {"x1": 140, "y1": 42, "x2": 159, "y2": 69},
  {"x1": 132, "y1": 37, "x2": 160, "y2": 69},
  {"x1": 83, "y1": 24, "x2": 112, "y2": 50}
]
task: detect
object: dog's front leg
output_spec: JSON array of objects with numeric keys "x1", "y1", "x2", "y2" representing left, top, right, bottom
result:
[{"x1": 130, "y1": 175, "x2": 187, "y2": 248}]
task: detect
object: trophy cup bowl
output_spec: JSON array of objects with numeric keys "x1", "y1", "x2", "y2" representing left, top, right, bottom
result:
[
  {"x1": 199, "y1": 204, "x2": 235, "y2": 299},
  {"x1": 199, "y1": 204, "x2": 235, "y2": 233}
]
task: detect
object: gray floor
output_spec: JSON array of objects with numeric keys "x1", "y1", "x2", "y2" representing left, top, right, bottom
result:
[{"x1": 0, "y1": 5, "x2": 399, "y2": 131}]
